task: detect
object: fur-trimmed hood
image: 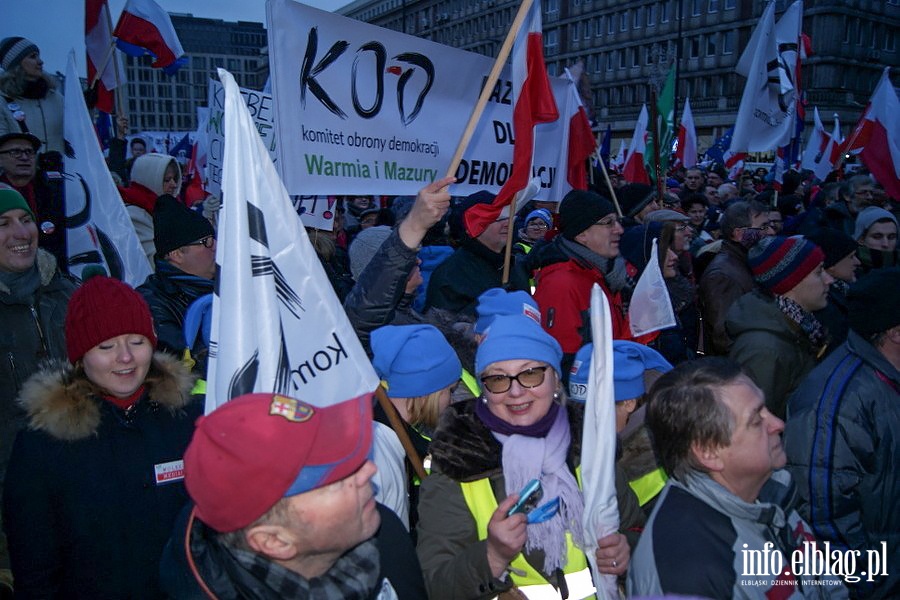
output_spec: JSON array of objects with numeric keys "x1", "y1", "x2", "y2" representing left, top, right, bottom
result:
[
  {"x1": 17, "y1": 352, "x2": 195, "y2": 441},
  {"x1": 0, "y1": 249, "x2": 59, "y2": 296},
  {"x1": 429, "y1": 398, "x2": 584, "y2": 482}
]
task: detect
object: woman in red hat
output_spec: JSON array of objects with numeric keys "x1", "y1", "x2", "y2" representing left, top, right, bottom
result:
[{"x1": 2, "y1": 275, "x2": 201, "y2": 599}]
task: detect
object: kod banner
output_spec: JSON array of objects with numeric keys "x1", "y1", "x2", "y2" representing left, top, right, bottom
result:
[{"x1": 268, "y1": 0, "x2": 574, "y2": 200}]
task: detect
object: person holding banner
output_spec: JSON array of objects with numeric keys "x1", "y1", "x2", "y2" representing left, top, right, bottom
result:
[
  {"x1": 3, "y1": 275, "x2": 200, "y2": 599},
  {"x1": 417, "y1": 314, "x2": 640, "y2": 600}
]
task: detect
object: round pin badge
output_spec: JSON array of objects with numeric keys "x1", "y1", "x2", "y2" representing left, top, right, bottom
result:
[{"x1": 41, "y1": 221, "x2": 55, "y2": 235}]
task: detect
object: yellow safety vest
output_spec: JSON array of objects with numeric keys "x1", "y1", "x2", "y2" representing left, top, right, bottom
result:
[
  {"x1": 459, "y1": 477, "x2": 596, "y2": 600},
  {"x1": 627, "y1": 467, "x2": 667, "y2": 507}
]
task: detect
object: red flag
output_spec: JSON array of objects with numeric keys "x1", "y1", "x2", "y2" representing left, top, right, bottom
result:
[
  {"x1": 837, "y1": 68, "x2": 900, "y2": 198},
  {"x1": 564, "y1": 72, "x2": 596, "y2": 190},
  {"x1": 85, "y1": 0, "x2": 121, "y2": 113},
  {"x1": 463, "y1": 0, "x2": 559, "y2": 238},
  {"x1": 623, "y1": 105, "x2": 650, "y2": 184},
  {"x1": 183, "y1": 141, "x2": 207, "y2": 207}
]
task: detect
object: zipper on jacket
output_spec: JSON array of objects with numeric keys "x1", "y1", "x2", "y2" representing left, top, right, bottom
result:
[
  {"x1": 6, "y1": 352, "x2": 21, "y2": 393},
  {"x1": 30, "y1": 305, "x2": 49, "y2": 359}
]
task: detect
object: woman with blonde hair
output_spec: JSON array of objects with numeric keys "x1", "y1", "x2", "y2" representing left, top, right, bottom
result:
[{"x1": 371, "y1": 323, "x2": 461, "y2": 532}]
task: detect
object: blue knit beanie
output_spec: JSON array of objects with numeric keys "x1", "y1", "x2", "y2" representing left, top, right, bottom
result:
[
  {"x1": 475, "y1": 315, "x2": 562, "y2": 376},
  {"x1": 371, "y1": 325, "x2": 461, "y2": 398},
  {"x1": 525, "y1": 208, "x2": 553, "y2": 229},
  {"x1": 568, "y1": 341, "x2": 672, "y2": 402},
  {"x1": 474, "y1": 288, "x2": 541, "y2": 334}
]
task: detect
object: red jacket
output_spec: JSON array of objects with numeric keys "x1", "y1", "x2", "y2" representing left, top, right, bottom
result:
[{"x1": 533, "y1": 257, "x2": 631, "y2": 354}]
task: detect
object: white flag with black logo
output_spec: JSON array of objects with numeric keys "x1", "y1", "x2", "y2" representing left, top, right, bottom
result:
[
  {"x1": 628, "y1": 238, "x2": 676, "y2": 337},
  {"x1": 63, "y1": 52, "x2": 151, "y2": 286},
  {"x1": 206, "y1": 69, "x2": 379, "y2": 413}
]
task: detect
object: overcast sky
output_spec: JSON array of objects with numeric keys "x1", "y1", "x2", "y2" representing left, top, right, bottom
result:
[{"x1": 3, "y1": 0, "x2": 349, "y2": 75}]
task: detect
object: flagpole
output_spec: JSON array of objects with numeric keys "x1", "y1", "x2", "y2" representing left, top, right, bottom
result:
[
  {"x1": 650, "y1": 86, "x2": 664, "y2": 202},
  {"x1": 103, "y1": 5, "x2": 125, "y2": 117},
  {"x1": 444, "y1": 0, "x2": 534, "y2": 178},
  {"x1": 597, "y1": 152, "x2": 623, "y2": 218},
  {"x1": 89, "y1": 39, "x2": 117, "y2": 89},
  {"x1": 375, "y1": 386, "x2": 428, "y2": 481},
  {"x1": 500, "y1": 196, "x2": 518, "y2": 286}
]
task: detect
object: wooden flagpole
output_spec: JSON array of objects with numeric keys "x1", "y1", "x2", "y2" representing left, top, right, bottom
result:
[
  {"x1": 500, "y1": 197, "x2": 518, "y2": 286},
  {"x1": 375, "y1": 386, "x2": 428, "y2": 482},
  {"x1": 597, "y1": 152, "x2": 623, "y2": 218},
  {"x1": 444, "y1": 0, "x2": 534, "y2": 178},
  {"x1": 89, "y1": 39, "x2": 117, "y2": 89}
]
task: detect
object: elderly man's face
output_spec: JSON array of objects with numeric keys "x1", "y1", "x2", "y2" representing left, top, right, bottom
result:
[
  {"x1": 713, "y1": 379, "x2": 786, "y2": 502},
  {"x1": 0, "y1": 140, "x2": 38, "y2": 184},
  {"x1": 281, "y1": 460, "x2": 380, "y2": 557}
]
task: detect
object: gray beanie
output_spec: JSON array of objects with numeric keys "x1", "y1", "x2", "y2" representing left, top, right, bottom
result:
[
  {"x1": 349, "y1": 226, "x2": 392, "y2": 280},
  {"x1": 0, "y1": 37, "x2": 38, "y2": 71},
  {"x1": 853, "y1": 206, "x2": 897, "y2": 241}
]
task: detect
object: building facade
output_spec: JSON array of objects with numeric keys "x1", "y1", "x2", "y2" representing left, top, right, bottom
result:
[
  {"x1": 339, "y1": 0, "x2": 899, "y2": 152},
  {"x1": 121, "y1": 14, "x2": 265, "y2": 132}
]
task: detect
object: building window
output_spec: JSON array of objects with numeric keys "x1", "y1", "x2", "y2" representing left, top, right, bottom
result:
[
  {"x1": 608, "y1": 14, "x2": 615, "y2": 34},
  {"x1": 885, "y1": 28, "x2": 896, "y2": 51},
  {"x1": 548, "y1": 63, "x2": 557, "y2": 76},
  {"x1": 689, "y1": 36, "x2": 700, "y2": 58},
  {"x1": 722, "y1": 30, "x2": 735, "y2": 54},
  {"x1": 843, "y1": 19, "x2": 852, "y2": 43},
  {"x1": 545, "y1": 29, "x2": 558, "y2": 53},
  {"x1": 708, "y1": 0, "x2": 719, "y2": 12},
  {"x1": 707, "y1": 32, "x2": 717, "y2": 55},
  {"x1": 619, "y1": 49, "x2": 627, "y2": 68},
  {"x1": 632, "y1": 48, "x2": 640, "y2": 66},
  {"x1": 596, "y1": 16, "x2": 603, "y2": 36},
  {"x1": 661, "y1": 1, "x2": 670, "y2": 23},
  {"x1": 571, "y1": 23, "x2": 580, "y2": 41},
  {"x1": 647, "y1": 5, "x2": 656, "y2": 27},
  {"x1": 692, "y1": 0, "x2": 702, "y2": 16},
  {"x1": 546, "y1": 0, "x2": 559, "y2": 12},
  {"x1": 607, "y1": 52, "x2": 615, "y2": 71},
  {"x1": 633, "y1": 7, "x2": 641, "y2": 28},
  {"x1": 585, "y1": 18, "x2": 593, "y2": 38},
  {"x1": 620, "y1": 11, "x2": 628, "y2": 31}
]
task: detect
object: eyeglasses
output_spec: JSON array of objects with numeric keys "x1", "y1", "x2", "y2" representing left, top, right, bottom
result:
[
  {"x1": 527, "y1": 222, "x2": 549, "y2": 230},
  {"x1": 185, "y1": 236, "x2": 215, "y2": 249},
  {"x1": 594, "y1": 215, "x2": 623, "y2": 228},
  {"x1": 0, "y1": 148, "x2": 36, "y2": 159},
  {"x1": 481, "y1": 366, "x2": 549, "y2": 394}
]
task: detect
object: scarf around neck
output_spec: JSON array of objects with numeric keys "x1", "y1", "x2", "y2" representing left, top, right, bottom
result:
[
  {"x1": 557, "y1": 236, "x2": 628, "y2": 292},
  {"x1": 0, "y1": 261, "x2": 42, "y2": 304},
  {"x1": 490, "y1": 405, "x2": 585, "y2": 575},
  {"x1": 775, "y1": 294, "x2": 829, "y2": 351}
]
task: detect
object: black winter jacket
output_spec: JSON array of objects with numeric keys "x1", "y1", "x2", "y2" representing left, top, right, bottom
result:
[
  {"x1": 0, "y1": 251, "x2": 75, "y2": 487},
  {"x1": 2, "y1": 353, "x2": 201, "y2": 599},
  {"x1": 138, "y1": 261, "x2": 214, "y2": 355}
]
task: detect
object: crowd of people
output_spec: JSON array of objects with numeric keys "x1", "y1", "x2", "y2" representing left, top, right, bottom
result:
[{"x1": 0, "y1": 34, "x2": 898, "y2": 600}]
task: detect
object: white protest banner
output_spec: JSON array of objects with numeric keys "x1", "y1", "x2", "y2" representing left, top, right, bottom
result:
[
  {"x1": 206, "y1": 67, "x2": 379, "y2": 414},
  {"x1": 63, "y1": 52, "x2": 152, "y2": 287},
  {"x1": 268, "y1": 0, "x2": 576, "y2": 200},
  {"x1": 206, "y1": 78, "x2": 277, "y2": 197}
]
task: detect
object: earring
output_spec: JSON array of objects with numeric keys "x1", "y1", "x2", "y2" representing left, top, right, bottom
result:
[
  {"x1": 481, "y1": 396, "x2": 487, "y2": 404},
  {"x1": 553, "y1": 391, "x2": 561, "y2": 402}
]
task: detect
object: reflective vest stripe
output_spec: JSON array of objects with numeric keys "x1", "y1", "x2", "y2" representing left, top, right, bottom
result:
[
  {"x1": 459, "y1": 478, "x2": 594, "y2": 597},
  {"x1": 628, "y1": 467, "x2": 667, "y2": 507},
  {"x1": 191, "y1": 378, "x2": 207, "y2": 396},
  {"x1": 461, "y1": 369, "x2": 481, "y2": 397}
]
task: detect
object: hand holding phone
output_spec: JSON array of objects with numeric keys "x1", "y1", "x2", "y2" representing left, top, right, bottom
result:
[{"x1": 507, "y1": 479, "x2": 543, "y2": 517}]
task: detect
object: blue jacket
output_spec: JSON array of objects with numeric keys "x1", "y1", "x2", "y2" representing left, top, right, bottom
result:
[{"x1": 785, "y1": 331, "x2": 900, "y2": 598}]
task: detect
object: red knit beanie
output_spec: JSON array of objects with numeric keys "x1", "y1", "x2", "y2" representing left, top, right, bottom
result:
[{"x1": 65, "y1": 276, "x2": 157, "y2": 363}]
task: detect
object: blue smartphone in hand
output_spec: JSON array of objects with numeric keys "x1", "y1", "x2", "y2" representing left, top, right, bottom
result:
[{"x1": 507, "y1": 479, "x2": 543, "y2": 517}]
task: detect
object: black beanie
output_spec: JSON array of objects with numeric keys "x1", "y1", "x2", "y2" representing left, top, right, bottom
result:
[
  {"x1": 618, "y1": 183, "x2": 656, "y2": 219},
  {"x1": 153, "y1": 194, "x2": 215, "y2": 257},
  {"x1": 804, "y1": 229, "x2": 858, "y2": 269},
  {"x1": 558, "y1": 190, "x2": 615, "y2": 240},
  {"x1": 847, "y1": 267, "x2": 900, "y2": 338}
]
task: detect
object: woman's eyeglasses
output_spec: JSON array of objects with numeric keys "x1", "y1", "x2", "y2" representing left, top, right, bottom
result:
[{"x1": 481, "y1": 366, "x2": 549, "y2": 394}]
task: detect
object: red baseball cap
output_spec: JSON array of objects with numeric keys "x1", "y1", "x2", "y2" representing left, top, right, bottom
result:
[{"x1": 184, "y1": 391, "x2": 374, "y2": 533}]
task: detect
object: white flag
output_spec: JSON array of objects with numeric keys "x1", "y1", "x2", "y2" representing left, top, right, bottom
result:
[
  {"x1": 581, "y1": 284, "x2": 620, "y2": 600},
  {"x1": 731, "y1": 1, "x2": 803, "y2": 153},
  {"x1": 62, "y1": 52, "x2": 151, "y2": 286},
  {"x1": 206, "y1": 68, "x2": 379, "y2": 414},
  {"x1": 628, "y1": 239, "x2": 676, "y2": 337}
]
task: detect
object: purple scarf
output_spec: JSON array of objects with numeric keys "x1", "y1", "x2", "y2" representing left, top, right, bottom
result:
[{"x1": 482, "y1": 403, "x2": 586, "y2": 574}]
